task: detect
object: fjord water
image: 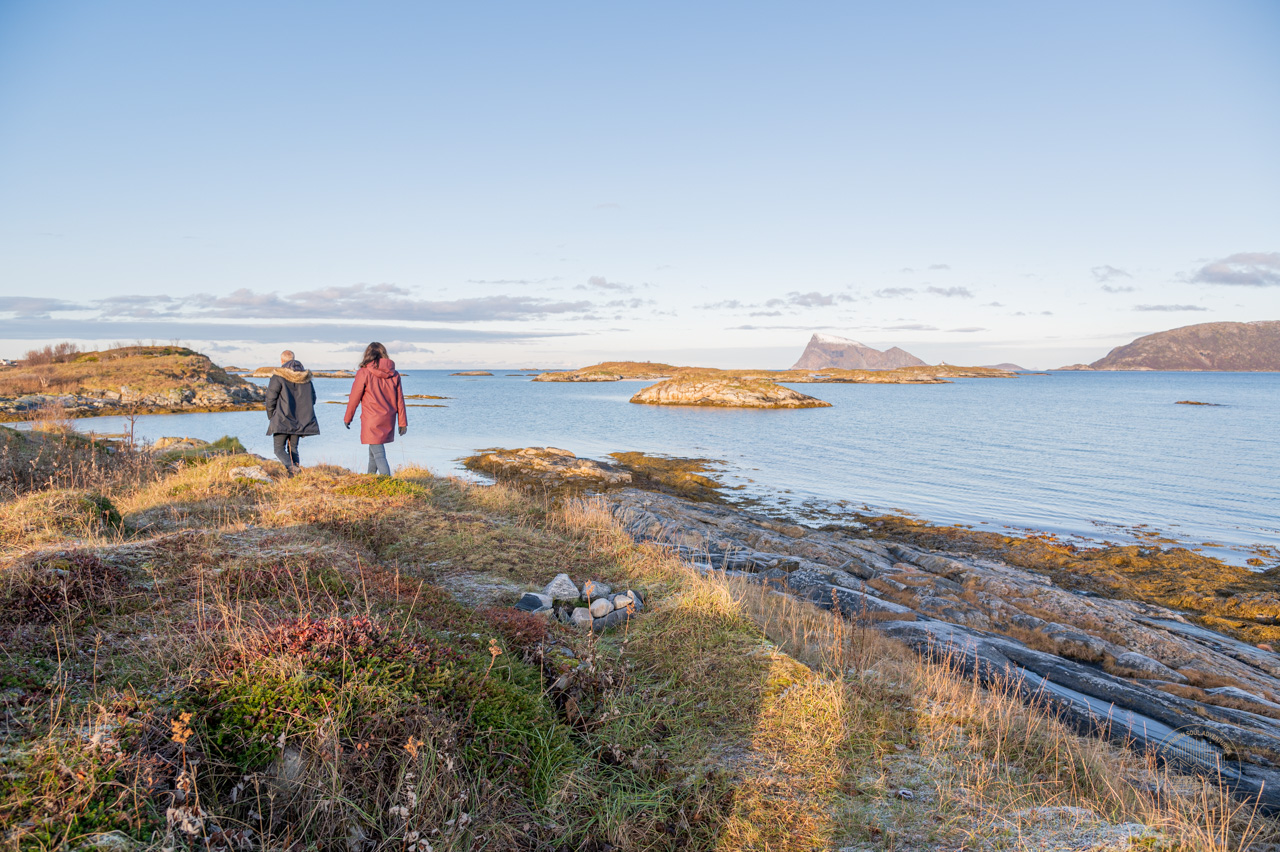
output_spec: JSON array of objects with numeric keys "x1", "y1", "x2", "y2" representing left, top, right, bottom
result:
[{"x1": 70, "y1": 371, "x2": 1279, "y2": 563}]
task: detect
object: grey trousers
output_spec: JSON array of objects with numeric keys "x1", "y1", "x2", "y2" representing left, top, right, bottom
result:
[{"x1": 367, "y1": 443, "x2": 390, "y2": 476}]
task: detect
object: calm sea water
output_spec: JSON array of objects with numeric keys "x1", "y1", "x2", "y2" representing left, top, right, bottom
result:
[{"x1": 53, "y1": 370, "x2": 1280, "y2": 565}]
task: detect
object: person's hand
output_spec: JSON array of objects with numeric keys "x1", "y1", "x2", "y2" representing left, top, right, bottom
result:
[
  {"x1": 398, "y1": 425, "x2": 407, "y2": 436},
  {"x1": 344, "y1": 421, "x2": 351, "y2": 430}
]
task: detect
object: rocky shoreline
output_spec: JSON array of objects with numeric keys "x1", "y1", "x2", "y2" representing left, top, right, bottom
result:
[
  {"x1": 0, "y1": 386, "x2": 264, "y2": 422},
  {"x1": 474, "y1": 447, "x2": 1280, "y2": 813}
]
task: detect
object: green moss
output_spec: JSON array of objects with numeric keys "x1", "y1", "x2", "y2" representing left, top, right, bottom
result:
[
  {"x1": 79, "y1": 493, "x2": 122, "y2": 530},
  {"x1": 335, "y1": 475, "x2": 430, "y2": 499},
  {"x1": 157, "y1": 434, "x2": 246, "y2": 465}
]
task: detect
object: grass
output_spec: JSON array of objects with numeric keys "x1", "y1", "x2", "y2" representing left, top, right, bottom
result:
[
  {"x1": 0, "y1": 444, "x2": 1274, "y2": 850},
  {"x1": 0, "y1": 345, "x2": 248, "y2": 399}
]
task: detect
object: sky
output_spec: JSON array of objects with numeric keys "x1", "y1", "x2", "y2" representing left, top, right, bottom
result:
[{"x1": 1, "y1": 1, "x2": 1278, "y2": 370}]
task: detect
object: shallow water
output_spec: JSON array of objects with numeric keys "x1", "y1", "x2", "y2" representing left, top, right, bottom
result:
[{"x1": 47, "y1": 370, "x2": 1280, "y2": 565}]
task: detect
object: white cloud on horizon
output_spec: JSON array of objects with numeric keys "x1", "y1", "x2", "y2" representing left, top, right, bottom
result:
[{"x1": 1189, "y1": 252, "x2": 1280, "y2": 287}]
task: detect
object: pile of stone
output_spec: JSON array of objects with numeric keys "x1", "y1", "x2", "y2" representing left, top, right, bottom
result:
[{"x1": 514, "y1": 573, "x2": 646, "y2": 633}]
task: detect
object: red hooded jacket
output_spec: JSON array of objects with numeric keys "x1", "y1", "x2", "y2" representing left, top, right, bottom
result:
[{"x1": 344, "y1": 358, "x2": 408, "y2": 445}]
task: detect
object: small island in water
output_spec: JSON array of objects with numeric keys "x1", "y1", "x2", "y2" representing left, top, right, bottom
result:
[{"x1": 0, "y1": 344, "x2": 264, "y2": 422}]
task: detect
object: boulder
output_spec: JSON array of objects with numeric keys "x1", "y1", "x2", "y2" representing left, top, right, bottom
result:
[
  {"x1": 514, "y1": 592, "x2": 553, "y2": 614},
  {"x1": 569, "y1": 607, "x2": 594, "y2": 629},
  {"x1": 592, "y1": 608, "x2": 634, "y2": 632},
  {"x1": 582, "y1": 579, "x2": 612, "y2": 599},
  {"x1": 542, "y1": 573, "x2": 580, "y2": 602},
  {"x1": 229, "y1": 465, "x2": 271, "y2": 483},
  {"x1": 589, "y1": 598, "x2": 613, "y2": 618}
]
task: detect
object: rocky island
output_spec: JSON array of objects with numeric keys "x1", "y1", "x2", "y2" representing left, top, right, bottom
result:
[
  {"x1": 532, "y1": 360, "x2": 1014, "y2": 410},
  {"x1": 0, "y1": 344, "x2": 264, "y2": 422},
  {"x1": 630, "y1": 374, "x2": 832, "y2": 408},
  {"x1": 791, "y1": 332, "x2": 927, "y2": 370},
  {"x1": 533, "y1": 361, "x2": 678, "y2": 382},
  {"x1": 250, "y1": 366, "x2": 355, "y2": 378}
]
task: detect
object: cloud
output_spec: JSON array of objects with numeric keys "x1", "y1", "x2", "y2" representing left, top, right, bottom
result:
[
  {"x1": 874, "y1": 287, "x2": 916, "y2": 298},
  {"x1": 1190, "y1": 252, "x2": 1280, "y2": 287},
  {"x1": 748, "y1": 310, "x2": 783, "y2": 317},
  {"x1": 1133, "y1": 304, "x2": 1209, "y2": 312},
  {"x1": 466, "y1": 278, "x2": 540, "y2": 286},
  {"x1": 1091, "y1": 264, "x2": 1132, "y2": 283},
  {"x1": 0, "y1": 297, "x2": 86, "y2": 316},
  {"x1": 946, "y1": 326, "x2": 986, "y2": 333},
  {"x1": 578, "y1": 275, "x2": 633, "y2": 293},
  {"x1": 727, "y1": 324, "x2": 841, "y2": 331},
  {"x1": 925, "y1": 286, "x2": 973, "y2": 298},
  {"x1": 885, "y1": 323, "x2": 938, "y2": 331},
  {"x1": 337, "y1": 340, "x2": 435, "y2": 354},
  {"x1": 1013, "y1": 311, "x2": 1054, "y2": 316},
  {"x1": 594, "y1": 202, "x2": 622, "y2": 209},
  {"x1": 928, "y1": 264, "x2": 951, "y2": 271},
  {"x1": 697, "y1": 299, "x2": 744, "y2": 310},
  {"x1": 0, "y1": 317, "x2": 582, "y2": 345},
  {"x1": 1100, "y1": 284, "x2": 1136, "y2": 293},
  {"x1": 92, "y1": 284, "x2": 599, "y2": 323},
  {"x1": 900, "y1": 267, "x2": 915, "y2": 274},
  {"x1": 982, "y1": 301, "x2": 1005, "y2": 307},
  {"x1": 785, "y1": 291, "x2": 852, "y2": 308}
]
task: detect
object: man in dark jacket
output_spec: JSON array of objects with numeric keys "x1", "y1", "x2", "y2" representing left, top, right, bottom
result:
[{"x1": 264, "y1": 349, "x2": 319, "y2": 476}]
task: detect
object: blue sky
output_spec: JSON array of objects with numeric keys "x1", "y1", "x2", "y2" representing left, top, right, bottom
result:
[{"x1": 1, "y1": 1, "x2": 1278, "y2": 369}]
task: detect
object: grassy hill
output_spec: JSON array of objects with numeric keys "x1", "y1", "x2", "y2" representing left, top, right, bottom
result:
[
  {"x1": 0, "y1": 428, "x2": 1270, "y2": 850},
  {"x1": 0, "y1": 345, "x2": 263, "y2": 421}
]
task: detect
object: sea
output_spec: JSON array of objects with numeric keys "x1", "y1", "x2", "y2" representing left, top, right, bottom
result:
[{"x1": 43, "y1": 370, "x2": 1280, "y2": 566}]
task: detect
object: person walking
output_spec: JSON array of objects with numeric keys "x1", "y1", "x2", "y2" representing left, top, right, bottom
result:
[
  {"x1": 264, "y1": 349, "x2": 319, "y2": 476},
  {"x1": 343, "y1": 341, "x2": 408, "y2": 476}
]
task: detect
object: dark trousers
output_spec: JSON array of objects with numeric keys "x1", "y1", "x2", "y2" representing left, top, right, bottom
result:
[{"x1": 273, "y1": 434, "x2": 301, "y2": 470}]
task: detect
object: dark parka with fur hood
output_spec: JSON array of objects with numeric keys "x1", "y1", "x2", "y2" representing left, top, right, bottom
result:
[{"x1": 265, "y1": 360, "x2": 320, "y2": 436}]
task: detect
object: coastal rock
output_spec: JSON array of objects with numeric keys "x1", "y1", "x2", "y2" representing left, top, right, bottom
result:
[
  {"x1": 630, "y1": 376, "x2": 831, "y2": 409},
  {"x1": 602, "y1": 485, "x2": 1280, "y2": 813},
  {"x1": 1111, "y1": 651, "x2": 1187, "y2": 683},
  {"x1": 465, "y1": 448, "x2": 632, "y2": 487},
  {"x1": 542, "y1": 573, "x2": 580, "y2": 602},
  {"x1": 449, "y1": 371, "x2": 493, "y2": 376}
]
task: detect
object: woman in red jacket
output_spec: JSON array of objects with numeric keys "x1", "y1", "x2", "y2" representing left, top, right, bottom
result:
[{"x1": 343, "y1": 342, "x2": 408, "y2": 476}]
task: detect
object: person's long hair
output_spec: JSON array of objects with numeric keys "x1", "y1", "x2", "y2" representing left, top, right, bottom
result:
[{"x1": 359, "y1": 341, "x2": 388, "y2": 369}]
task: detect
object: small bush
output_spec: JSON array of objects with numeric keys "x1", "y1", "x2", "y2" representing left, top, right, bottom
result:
[{"x1": 0, "y1": 550, "x2": 130, "y2": 627}]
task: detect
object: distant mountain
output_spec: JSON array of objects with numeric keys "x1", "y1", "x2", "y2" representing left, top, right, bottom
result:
[
  {"x1": 791, "y1": 333, "x2": 928, "y2": 370},
  {"x1": 1071, "y1": 321, "x2": 1280, "y2": 371},
  {"x1": 982, "y1": 363, "x2": 1029, "y2": 372}
]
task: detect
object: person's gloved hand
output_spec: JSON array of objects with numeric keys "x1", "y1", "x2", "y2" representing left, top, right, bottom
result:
[
  {"x1": 344, "y1": 421, "x2": 351, "y2": 430},
  {"x1": 398, "y1": 425, "x2": 407, "y2": 436}
]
